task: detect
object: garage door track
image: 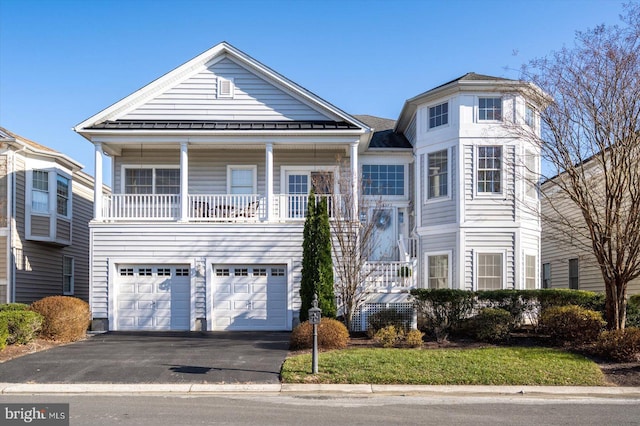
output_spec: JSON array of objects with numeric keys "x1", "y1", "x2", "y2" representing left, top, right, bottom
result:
[{"x1": 0, "y1": 331, "x2": 290, "y2": 384}]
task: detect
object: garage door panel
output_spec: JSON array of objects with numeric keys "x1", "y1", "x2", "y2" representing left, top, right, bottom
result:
[
  {"x1": 213, "y1": 264, "x2": 288, "y2": 331},
  {"x1": 117, "y1": 265, "x2": 190, "y2": 331}
]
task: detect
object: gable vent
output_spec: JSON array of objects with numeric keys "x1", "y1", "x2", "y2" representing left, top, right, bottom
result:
[{"x1": 217, "y1": 77, "x2": 234, "y2": 99}]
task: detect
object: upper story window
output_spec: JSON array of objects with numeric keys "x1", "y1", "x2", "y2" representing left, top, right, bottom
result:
[
  {"x1": 525, "y1": 103, "x2": 535, "y2": 128},
  {"x1": 228, "y1": 166, "x2": 256, "y2": 194},
  {"x1": 56, "y1": 175, "x2": 70, "y2": 216},
  {"x1": 362, "y1": 164, "x2": 405, "y2": 196},
  {"x1": 429, "y1": 102, "x2": 448, "y2": 129},
  {"x1": 124, "y1": 168, "x2": 179, "y2": 194},
  {"x1": 477, "y1": 146, "x2": 502, "y2": 194},
  {"x1": 32, "y1": 170, "x2": 49, "y2": 213},
  {"x1": 427, "y1": 150, "x2": 448, "y2": 199},
  {"x1": 478, "y1": 97, "x2": 502, "y2": 121}
]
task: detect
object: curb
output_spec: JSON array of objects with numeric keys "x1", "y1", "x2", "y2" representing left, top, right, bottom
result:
[{"x1": 2, "y1": 383, "x2": 640, "y2": 397}]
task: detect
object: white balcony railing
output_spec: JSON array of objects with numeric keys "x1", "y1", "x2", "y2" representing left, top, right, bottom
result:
[
  {"x1": 103, "y1": 194, "x2": 180, "y2": 220},
  {"x1": 101, "y1": 193, "x2": 339, "y2": 222},
  {"x1": 363, "y1": 261, "x2": 417, "y2": 292}
]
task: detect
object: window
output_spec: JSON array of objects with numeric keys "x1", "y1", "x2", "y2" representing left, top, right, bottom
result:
[
  {"x1": 542, "y1": 263, "x2": 551, "y2": 289},
  {"x1": 217, "y1": 77, "x2": 234, "y2": 99},
  {"x1": 215, "y1": 268, "x2": 230, "y2": 276},
  {"x1": 477, "y1": 146, "x2": 502, "y2": 193},
  {"x1": 428, "y1": 254, "x2": 449, "y2": 289},
  {"x1": 124, "y1": 168, "x2": 179, "y2": 194},
  {"x1": 525, "y1": 103, "x2": 535, "y2": 128},
  {"x1": 362, "y1": 164, "x2": 404, "y2": 196},
  {"x1": 228, "y1": 166, "x2": 256, "y2": 194},
  {"x1": 427, "y1": 150, "x2": 448, "y2": 199},
  {"x1": 525, "y1": 150, "x2": 537, "y2": 199},
  {"x1": 56, "y1": 175, "x2": 70, "y2": 216},
  {"x1": 176, "y1": 268, "x2": 190, "y2": 277},
  {"x1": 271, "y1": 267, "x2": 285, "y2": 277},
  {"x1": 477, "y1": 252, "x2": 503, "y2": 290},
  {"x1": 253, "y1": 268, "x2": 267, "y2": 277},
  {"x1": 234, "y1": 268, "x2": 248, "y2": 277},
  {"x1": 429, "y1": 102, "x2": 448, "y2": 129},
  {"x1": 525, "y1": 255, "x2": 536, "y2": 289},
  {"x1": 157, "y1": 268, "x2": 171, "y2": 276},
  {"x1": 479, "y1": 97, "x2": 502, "y2": 121},
  {"x1": 120, "y1": 268, "x2": 134, "y2": 276},
  {"x1": 32, "y1": 170, "x2": 49, "y2": 213},
  {"x1": 63, "y1": 256, "x2": 74, "y2": 295},
  {"x1": 569, "y1": 258, "x2": 579, "y2": 289},
  {"x1": 138, "y1": 268, "x2": 152, "y2": 276}
]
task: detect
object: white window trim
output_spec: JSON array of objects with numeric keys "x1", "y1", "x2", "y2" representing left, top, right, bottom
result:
[
  {"x1": 359, "y1": 162, "x2": 409, "y2": 201},
  {"x1": 56, "y1": 174, "x2": 72, "y2": 219},
  {"x1": 476, "y1": 96, "x2": 503, "y2": 123},
  {"x1": 473, "y1": 249, "x2": 507, "y2": 291},
  {"x1": 227, "y1": 165, "x2": 258, "y2": 194},
  {"x1": 523, "y1": 251, "x2": 537, "y2": 290},
  {"x1": 120, "y1": 165, "x2": 180, "y2": 194},
  {"x1": 217, "y1": 76, "x2": 235, "y2": 99},
  {"x1": 63, "y1": 256, "x2": 74, "y2": 295},
  {"x1": 427, "y1": 100, "x2": 450, "y2": 131},
  {"x1": 280, "y1": 165, "x2": 340, "y2": 195},
  {"x1": 424, "y1": 250, "x2": 452, "y2": 289},
  {"x1": 474, "y1": 144, "x2": 505, "y2": 198},
  {"x1": 425, "y1": 147, "x2": 451, "y2": 204}
]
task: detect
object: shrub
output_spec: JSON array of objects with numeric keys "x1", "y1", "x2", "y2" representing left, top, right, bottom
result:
[
  {"x1": 476, "y1": 290, "x2": 538, "y2": 327},
  {"x1": 410, "y1": 289, "x2": 476, "y2": 342},
  {"x1": 404, "y1": 329, "x2": 424, "y2": 348},
  {"x1": 0, "y1": 315, "x2": 8, "y2": 350},
  {"x1": 626, "y1": 301, "x2": 640, "y2": 328},
  {"x1": 374, "y1": 325, "x2": 404, "y2": 348},
  {"x1": 367, "y1": 308, "x2": 410, "y2": 337},
  {"x1": 30, "y1": 296, "x2": 91, "y2": 342},
  {"x1": 468, "y1": 308, "x2": 513, "y2": 343},
  {"x1": 536, "y1": 289, "x2": 605, "y2": 314},
  {"x1": 0, "y1": 303, "x2": 29, "y2": 312},
  {"x1": 593, "y1": 328, "x2": 640, "y2": 362},
  {"x1": 539, "y1": 305, "x2": 605, "y2": 346},
  {"x1": 289, "y1": 318, "x2": 349, "y2": 350},
  {"x1": 0, "y1": 310, "x2": 43, "y2": 345}
]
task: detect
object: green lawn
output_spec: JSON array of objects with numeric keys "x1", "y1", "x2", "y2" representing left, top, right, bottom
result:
[{"x1": 281, "y1": 347, "x2": 606, "y2": 386}]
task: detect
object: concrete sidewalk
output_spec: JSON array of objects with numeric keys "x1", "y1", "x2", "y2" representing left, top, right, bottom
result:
[{"x1": 2, "y1": 383, "x2": 640, "y2": 398}]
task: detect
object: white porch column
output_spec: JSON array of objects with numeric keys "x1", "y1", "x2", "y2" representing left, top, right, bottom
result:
[
  {"x1": 350, "y1": 142, "x2": 359, "y2": 220},
  {"x1": 180, "y1": 142, "x2": 189, "y2": 222},
  {"x1": 94, "y1": 142, "x2": 103, "y2": 221},
  {"x1": 265, "y1": 142, "x2": 274, "y2": 221}
]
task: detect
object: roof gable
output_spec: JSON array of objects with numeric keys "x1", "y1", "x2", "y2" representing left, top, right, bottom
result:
[{"x1": 75, "y1": 42, "x2": 368, "y2": 133}]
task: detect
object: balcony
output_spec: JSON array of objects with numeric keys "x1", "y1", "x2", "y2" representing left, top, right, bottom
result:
[{"x1": 101, "y1": 193, "x2": 339, "y2": 222}]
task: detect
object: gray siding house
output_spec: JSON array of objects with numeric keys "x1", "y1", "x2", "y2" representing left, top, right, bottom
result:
[
  {"x1": 0, "y1": 127, "x2": 96, "y2": 304},
  {"x1": 75, "y1": 42, "x2": 545, "y2": 332}
]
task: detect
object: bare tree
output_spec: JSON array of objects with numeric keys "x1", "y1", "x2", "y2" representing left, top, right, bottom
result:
[
  {"x1": 315, "y1": 160, "x2": 386, "y2": 332},
  {"x1": 515, "y1": 3, "x2": 640, "y2": 329}
]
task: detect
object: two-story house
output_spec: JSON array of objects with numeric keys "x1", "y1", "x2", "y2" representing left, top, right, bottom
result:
[
  {"x1": 74, "y1": 42, "x2": 544, "y2": 332},
  {"x1": 0, "y1": 127, "x2": 96, "y2": 304}
]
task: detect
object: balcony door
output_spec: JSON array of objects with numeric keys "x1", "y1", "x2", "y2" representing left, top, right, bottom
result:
[{"x1": 285, "y1": 170, "x2": 333, "y2": 219}]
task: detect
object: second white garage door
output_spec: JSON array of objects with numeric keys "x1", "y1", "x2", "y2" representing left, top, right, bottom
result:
[{"x1": 212, "y1": 265, "x2": 287, "y2": 330}]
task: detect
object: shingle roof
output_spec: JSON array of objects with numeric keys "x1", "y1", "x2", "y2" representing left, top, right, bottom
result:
[
  {"x1": 87, "y1": 120, "x2": 361, "y2": 131},
  {"x1": 0, "y1": 126, "x2": 59, "y2": 153},
  {"x1": 354, "y1": 115, "x2": 412, "y2": 149}
]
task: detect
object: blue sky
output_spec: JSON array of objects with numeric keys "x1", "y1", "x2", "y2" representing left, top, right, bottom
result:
[{"x1": 0, "y1": 0, "x2": 626, "y2": 184}]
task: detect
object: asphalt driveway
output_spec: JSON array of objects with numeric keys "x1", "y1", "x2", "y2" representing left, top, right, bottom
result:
[{"x1": 0, "y1": 331, "x2": 291, "y2": 384}]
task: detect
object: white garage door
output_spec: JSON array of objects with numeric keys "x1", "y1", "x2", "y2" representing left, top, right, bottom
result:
[
  {"x1": 116, "y1": 265, "x2": 191, "y2": 331},
  {"x1": 213, "y1": 265, "x2": 287, "y2": 330}
]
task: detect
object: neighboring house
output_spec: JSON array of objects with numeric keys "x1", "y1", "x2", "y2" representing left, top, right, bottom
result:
[
  {"x1": 0, "y1": 127, "x2": 97, "y2": 304},
  {"x1": 74, "y1": 42, "x2": 544, "y2": 332}
]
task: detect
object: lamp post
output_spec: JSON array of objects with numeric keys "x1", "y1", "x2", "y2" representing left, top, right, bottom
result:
[{"x1": 308, "y1": 294, "x2": 321, "y2": 374}]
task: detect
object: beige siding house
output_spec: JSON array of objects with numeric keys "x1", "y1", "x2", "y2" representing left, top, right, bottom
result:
[{"x1": 0, "y1": 127, "x2": 96, "y2": 303}]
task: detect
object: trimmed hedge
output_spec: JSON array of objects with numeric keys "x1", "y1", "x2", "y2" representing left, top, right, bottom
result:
[
  {"x1": 593, "y1": 327, "x2": 640, "y2": 362},
  {"x1": 289, "y1": 318, "x2": 349, "y2": 350},
  {"x1": 30, "y1": 296, "x2": 91, "y2": 342},
  {"x1": 467, "y1": 308, "x2": 513, "y2": 343},
  {"x1": 410, "y1": 289, "x2": 475, "y2": 342},
  {"x1": 539, "y1": 305, "x2": 605, "y2": 346},
  {"x1": 0, "y1": 310, "x2": 43, "y2": 345},
  {"x1": 0, "y1": 303, "x2": 29, "y2": 312},
  {"x1": 0, "y1": 315, "x2": 8, "y2": 350}
]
